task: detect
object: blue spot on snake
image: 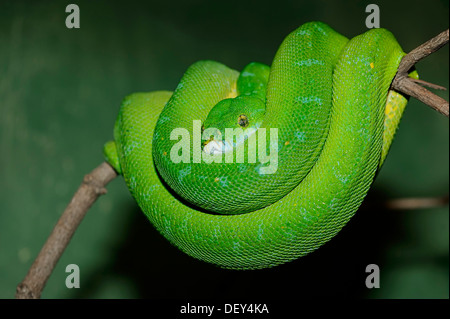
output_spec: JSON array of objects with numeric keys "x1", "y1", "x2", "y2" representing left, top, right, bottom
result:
[
  {"x1": 295, "y1": 96, "x2": 323, "y2": 105},
  {"x1": 294, "y1": 131, "x2": 306, "y2": 142},
  {"x1": 296, "y1": 29, "x2": 311, "y2": 36},
  {"x1": 241, "y1": 71, "x2": 255, "y2": 77},
  {"x1": 124, "y1": 141, "x2": 141, "y2": 156},
  {"x1": 238, "y1": 164, "x2": 247, "y2": 173},
  {"x1": 158, "y1": 116, "x2": 171, "y2": 124},
  {"x1": 219, "y1": 176, "x2": 229, "y2": 187},
  {"x1": 178, "y1": 166, "x2": 192, "y2": 181},
  {"x1": 294, "y1": 59, "x2": 324, "y2": 67}
]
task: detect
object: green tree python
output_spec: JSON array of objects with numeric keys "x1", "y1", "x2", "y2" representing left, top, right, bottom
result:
[{"x1": 103, "y1": 21, "x2": 417, "y2": 270}]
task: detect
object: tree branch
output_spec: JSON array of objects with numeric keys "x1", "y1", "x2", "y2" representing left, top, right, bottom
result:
[
  {"x1": 385, "y1": 195, "x2": 449, "y2": 210},
  {"x1": 391, "y1": 29, "x2": 449, "y2": 117},
  {"x1": 15, "y1": 162, "x2": 118, "y2": 299}
]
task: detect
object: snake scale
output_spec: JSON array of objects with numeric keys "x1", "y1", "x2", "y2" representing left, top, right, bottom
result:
[{"x1": 104, "y1": 21, "x2": 415, "y2": 269}]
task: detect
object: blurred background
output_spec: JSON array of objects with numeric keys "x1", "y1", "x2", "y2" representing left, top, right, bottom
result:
[{"x1": 0, "y1": 0, "x2": 448, "y2": 299}]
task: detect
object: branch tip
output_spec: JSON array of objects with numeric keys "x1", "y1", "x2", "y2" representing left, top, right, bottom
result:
[{"x1": 392, "y1": 28, "x2": 449, "y2": 117}]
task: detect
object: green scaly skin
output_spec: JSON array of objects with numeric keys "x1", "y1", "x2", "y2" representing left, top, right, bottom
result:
[{"x1": 104, "y1": 22, "x2": 410, "y2": 269}]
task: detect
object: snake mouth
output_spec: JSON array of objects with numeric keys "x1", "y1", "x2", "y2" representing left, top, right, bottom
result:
[{"x1": 203, "y1": 139, "x2": 233, "y2": 155}]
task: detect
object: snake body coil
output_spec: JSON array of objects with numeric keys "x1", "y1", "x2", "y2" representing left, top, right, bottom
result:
[{"x1": 104, "y1": 22, "x2": 411, "y2": 269}]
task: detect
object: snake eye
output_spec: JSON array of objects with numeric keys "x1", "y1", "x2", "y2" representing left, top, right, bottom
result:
[{"x1": 238, "y1": 114, "x2": 249, "y2": 127}]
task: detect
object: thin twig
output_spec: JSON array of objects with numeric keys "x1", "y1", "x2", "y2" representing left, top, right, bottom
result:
[
  {"x1": 396, "y1": 29, "x2": 449, "y2": 75},
  {"x1": 394, "y1": 77, "x2": 449, "y2": 116},
  {"x1": 391, "y1": 29, "x2": 449, "y2": 117},
  {"x1": 385, "y1": 195, "x2": 449, "y2": 210},
  {"x1": 409, "y1": 78, "x2": 447, "y2": 91},
  {"x1": 15, "y1": 162, "x2": 118, "y2": 299}
]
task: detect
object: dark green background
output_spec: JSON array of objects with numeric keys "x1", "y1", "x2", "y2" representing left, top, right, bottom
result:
[{"x1": 0, "y1": 0, "x2": 448, "y2": 299}]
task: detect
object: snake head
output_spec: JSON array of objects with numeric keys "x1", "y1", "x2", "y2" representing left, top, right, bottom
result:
[{"x1": 202, "y1": 95, "x2": 265, "y2": 154}]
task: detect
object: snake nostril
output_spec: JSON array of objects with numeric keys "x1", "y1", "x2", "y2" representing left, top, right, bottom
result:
[{"x1": 238, "y1": 114, "x2": 249, "y2": 127}]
